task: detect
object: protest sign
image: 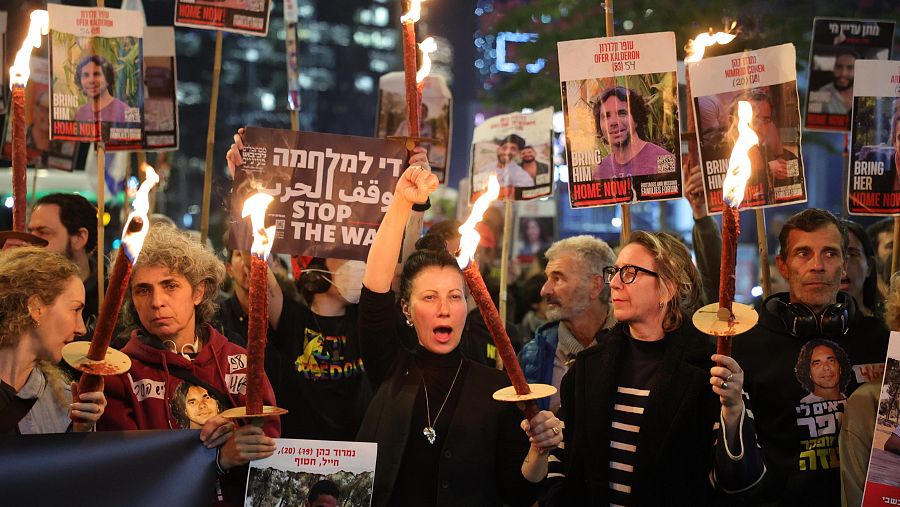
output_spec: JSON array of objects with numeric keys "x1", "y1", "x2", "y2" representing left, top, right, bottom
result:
[
  {"x1": 861, "y1": 331, "x2": 900, "y2": 506},
  {"x1": 174, "y1": 0, "x2": 271, "y2": 36}
]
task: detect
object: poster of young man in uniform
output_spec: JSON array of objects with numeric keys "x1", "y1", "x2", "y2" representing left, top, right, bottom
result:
[
  {"x1": 107, "y1": 27, "x2": 178, "y2": 152},
  {"x1": 805, "y1": 18, "x2": 895, "y2": 133},
  {"x1": 174, "y1": 0, "x2": 271, "y2": 37},
  {"x1": 375, "y1": 71, "x2": 452, "y2": 183},
  {"x1": 469, "y1": 107, "x2": 553, "y2": 202},
  {"x1": 689, "y1": 43, "x2": 806, "y2": 215},
  {"x1": 231, "y1": 126, "x2": 406, "y2": 261},
  {"x1": 246, "y1": 439, "x2": 376, "y2": 507},
  {"x1": 862, "y1": 332, "x2": 900, "y2": 505},
  {"x1": 557, "y1": 32, "x2": 680, "y2": 209},
  {"x1": 847, "y1": 60, "x2": 900, "y2": 216},
  {"x1": 48, "y1": 4, "x2": 143, "y2": 144},
  {"x1": 2, "y1": 57, "x2": 82, "y2": 171}
]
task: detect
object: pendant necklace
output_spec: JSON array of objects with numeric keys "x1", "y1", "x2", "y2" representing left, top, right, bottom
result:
[{"x1": 422, "y1": 359, "x2": 463, "y2": 445}]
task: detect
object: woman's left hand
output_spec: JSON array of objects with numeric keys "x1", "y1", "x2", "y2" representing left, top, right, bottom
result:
[
  {"x1": 70, "y1": 382, "x2": 107, "y2": 432},
  {"x1": 710, "y1": 354, "x2": 744, "y2": 420},
  {"x1": 520, "y1": 410, "x2": 563, "y2": 451}
]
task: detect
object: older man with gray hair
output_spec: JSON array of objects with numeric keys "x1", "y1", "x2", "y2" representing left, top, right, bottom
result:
[{"x1": 517, "y1": 235, "x2": 616, "y2": 412}]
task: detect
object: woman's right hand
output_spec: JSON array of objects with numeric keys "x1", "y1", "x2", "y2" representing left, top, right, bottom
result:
[
  {"x1": 217, "y1": 423, "x2": 276, "y2": 470},
  {"x1": 394, "y1": 147, "x2": 438, "y2": 206},
  {"x1": 225, "y1": 127, "x2": 246, "y2": 180}
]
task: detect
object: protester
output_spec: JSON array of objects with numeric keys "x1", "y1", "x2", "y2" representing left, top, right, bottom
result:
[
  {"x1": 550, "y1": 231, "x2": 764, "y2": 504},
  {"x1": 866, "y1": 217, "x2": 894, "y2": 297},
  {"x1": 0, "y1": 247, "x2": 106, "y2": 434},
  {"x1": 357, "y1": 148, "x2": 561, "y2": 506},
  {"x1": 841, "y1": 220, "x2": 883, "y2": 318},
  {"x1": 518, "y1": 235, "x2": 616, "y2": 413},
  {"x1": 513, "y1": 273, "x2": 549, "y2": 343},
  {"x1": 733, "y1": 208, "x2": 889, "y2": 505},
  {"x1": 683, "y1": 164, "x2": 725, "y2": 305}
]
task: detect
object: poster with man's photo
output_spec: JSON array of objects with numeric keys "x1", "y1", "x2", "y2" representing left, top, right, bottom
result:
[
  {"x1": 558, "y1": 32, "x2": 681, "y2": 209},
  {"x1": 107, "y1": 27, "x2": 178, "y2": 152},
  {"x1": 805, "y1": 18, "x2": 895, "y2": 133},
  {"x1": 48, "y1": 4, "x2": 143, "y2": 143},
  {"x1": 847, "y1": 60, "x2": 900, "y2": 216},
  {"x1": 174, "y1": 0, "x2": 271, "y2": 37},
  {"x1": 862, "y1": 331, "x2": 900, "y2": 505},
  {"x1": 376, "y1": 71, "x2": 452, "y2": 183},
  {"x1": 689, "y1": 43, "x2": 807, "y2": 214},
  {"x1": 246, "y1": 439, "x2": 376, "y2": 507},
  {"x1": 2, "y1": 57, "x2": 82, "y2": 171},
  {"x1": 231, "y1": 127, "x2": 407, "y2": 261},
  {"x1": 469, "y1": 107, "x2": 554, "y2": 202}
]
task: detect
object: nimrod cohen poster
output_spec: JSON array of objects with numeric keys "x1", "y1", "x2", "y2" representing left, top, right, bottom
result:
[
  {"x1": 231, "y1": 127, "x2": 407, "y2": 261},
  {"x1": 558, "y1": 31, "x2": 681, "y2": 209},
  {"x1": 689, "y1": 43, "x2": 807, "y2": 215},
  {"x1": 848, "y1": 60, "x2": 900, "y2": 216},
  {"x1": 805, "y1": 17, "x2": 895, "y2": 133},
  {"x1": 175, "y1": 0, "x2": 271, "y2": 37},
  {"x1": 48, "y1": 4, "x2": 143, "y2": 144}
]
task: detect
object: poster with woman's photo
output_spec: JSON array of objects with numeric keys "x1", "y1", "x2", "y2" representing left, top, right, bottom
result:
[
  {"x1": 2, "y1": 57, "x2": 82, "y2": 171},
  {"x1": 515, "y1": 215, "x2": 555, "y2": 265},
  {"x1": 847, "y1": 60, "x2": 900, "y2": 216},
  {"x1": 48, "y1": 4, "x2": 143, "y2": 144},
  {"x1": 375, "y1": 72, "x2": 452, "y2": 183},
  {"x1": 805, "y1": 18, "x2": 895, "y2": 133},
  {"x1": 689, "y1": 43, "x2": 807, "y2": 214},
  {"x1": 862, "y1": 331, "x2": 900, "y2": 504},
  {"x1": 558, "y1": 32, "x2": 681, "y2": 209},
  {"x1": 245, "y1": 439, "x2": 376, "y2": 507},
  {"x1": 107, "y1": 27, "x2": 178, "y2": 152},
  {"x1": 175, "y1": 0, "x2": 271, "y2": 37},
  {"x1": 469, "y1": 107, "x2": 553, "y2": 202}
]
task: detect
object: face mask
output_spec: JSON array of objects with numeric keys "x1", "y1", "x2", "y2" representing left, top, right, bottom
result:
[{"x1": 332, "y1": 260, "x2": 366, "y2": 304}]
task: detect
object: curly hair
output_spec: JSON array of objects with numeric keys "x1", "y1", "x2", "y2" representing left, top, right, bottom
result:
[
  {"x1": 626, "y1": 231, "x2": 703, "y2": 333},
  {"x1": 121, "y1": 224, "x2": 225, "y2": 335},
  {"x1": 169, "y1": 382, "x2": 225, "y2": 429},
  {"x1": 794, "y1": 339, "x2": 851, "y2": 395},
  {"x1": 75, "y1": 54, "x2": 116, "y2": 96},
  {"x1": 0, "y1": 247, "x2": 80, "y2": 349},
  {"x1": 593, "y1": 86, "x2": 650, "y2": 142},
  {"x1": 885, "y1": 272, "x2": 900, "y2": 332}
]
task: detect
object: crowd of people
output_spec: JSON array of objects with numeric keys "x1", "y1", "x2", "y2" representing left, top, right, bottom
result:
[{"x1": 0, "y1": 138, "x2": 897, "y2": 507}]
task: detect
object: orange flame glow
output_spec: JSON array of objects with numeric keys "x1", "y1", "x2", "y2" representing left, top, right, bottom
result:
[
  {"x1": 9, "y1": 10, "x2": 49, "y2": 87},
  {"x1": 400, "y1": 0, "x2": 424, "y2": 23},
  {"x1": 242, "y1": 193, "x2": 276, "y2": 259},
  {"x1": 456, "y1": 175, "x2": 500, "y2": 268},
  {"x1": 121, "y1": 166, "x2": 160, "y2": 264},
  {"x1": 685, "y1": 24, "x2": 737, "y2": 63},
  {"x1": 722, "y1": 101, "x2": 759, "y2": 208},
  {"x1": 416, "y1": 37, "x2": 437, "y2": 83}
]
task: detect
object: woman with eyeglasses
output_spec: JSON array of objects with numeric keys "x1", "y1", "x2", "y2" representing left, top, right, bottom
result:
[{"x1": 548, "y1": 231, "x2": 764, "y2": 505}]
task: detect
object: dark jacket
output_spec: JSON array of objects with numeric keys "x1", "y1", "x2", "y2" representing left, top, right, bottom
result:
[{"x1": 517, "y1": 320, "x2": 559, "y2": 411}]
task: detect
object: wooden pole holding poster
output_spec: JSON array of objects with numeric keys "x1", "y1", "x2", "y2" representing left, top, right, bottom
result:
[
  {"x1": 603, "y1": 0, "x2": 630, "y2": 245},
  {"x1": 95, "y1": 0, "x2": 106, "y2": 309},
  {"x1": 892, "y1": 218, "x2": 900, "y2": 276},
  {"x1": 200, "y1": 31, "x2": 224, "y2": 245},
  {"x1": 756, "y1": 209, "x2": 771, "y2": 298},
  {"x1": 496, "y1": 199, "x2": 514, "y2": 370}
]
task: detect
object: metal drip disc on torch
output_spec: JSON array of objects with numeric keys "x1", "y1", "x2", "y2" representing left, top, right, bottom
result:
[
  {"x1": 62, "y1": 341, "x2": 132, "y2": 376},
  {"x1": 692, "y1": 302, "x2": 759, "y2": 336},
  {"x1": 0, "y1": 231, "x2": 48, "y2": 249},
  {"x1": 220, "y1": 405, "x2": 289, "y2": 420},
  {"x1": 492, "y1": 383, "x2": 557, "y2": 403}
]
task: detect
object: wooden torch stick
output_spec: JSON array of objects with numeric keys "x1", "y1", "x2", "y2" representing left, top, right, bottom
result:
[
  {"x1": 603, "y1": 0, "x2": 631, "y2": 245},
  {"x1": 497, "y1": 199, "x2": 514, "y2": 370},
  {"x1": 756, "y1": 208, "x2": 772, "y2": 298},
  {"x1": 97, "y1": 143, "x2": 105, "y2": 309},
  {"x1": 200, "y1": 31, "x2": 223, "y2": 245}
]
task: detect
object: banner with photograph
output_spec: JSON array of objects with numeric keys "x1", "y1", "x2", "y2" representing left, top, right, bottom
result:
[
  {"x1": 48, "y1": 5, "x2": 143, "y2": 144},
  {"x1": 513, "y1": 198, "x2": 556, "y2": 265},
  {"x1": 174, "y1": 0, "x2": 271, "y2": 37},
  {"x1": 246, "y1": 439, "x2": 376, "y2": 507},
  {"x1": 806, "y1": 18, "x2": 895, "y2": 133},
  {"x1": 861, "y1": 331, "x2": 900, "y2": 505},
  {"x1": 108, "y1": 26, "x2": 178, "y2": 152},
  {"x1": 848, "y1": 61, "x2": 900, "y2": 216},
  {"x1": 231, "y1": 127, "x2": 407, "y2": 260},
  {"x1": 558, "y1": 32, "x2": 681, "y2": 208},
  {"x1": 2, "y1": 57, "x2": 82, "y2": 171},
  {"x1": 689, "y1": 43, "x2": 807, "y2": 214},
  {"x1": 469, "y1": 107, "x2": 554, "y2": 202},
  {"x1": 376, "y1": 72, "x2": 451, "y2": 183}
]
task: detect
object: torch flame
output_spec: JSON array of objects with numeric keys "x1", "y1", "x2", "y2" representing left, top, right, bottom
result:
[
  {"x1": 456, "y1": 175, "x2": 501, "y2": 269},
  {"x1": 722, "y1": 101, "x2": 759, "y2": 208},
  {"x1": 10, "y1": 10, "x2": 49, "y2": 88},
  {"x1": 242, "y1": 193, "x2": 277, "y2": 259},
  {"x1": 416, "y1": 37, "x2": 437, "y2": 84},
  {"x1": 685, "y1": 24, "x2": 737, "y2": 63},
  {"x1": 121, "y1": 166, "x2": 160, "y2": 264},
  {"x1": 400, "y1": 0, "x2": 424, "y2": 23}
]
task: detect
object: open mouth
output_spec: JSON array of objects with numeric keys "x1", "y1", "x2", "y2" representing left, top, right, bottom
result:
[{"x1": 433, "y1": 326, "x2": 453, "y2": 343}]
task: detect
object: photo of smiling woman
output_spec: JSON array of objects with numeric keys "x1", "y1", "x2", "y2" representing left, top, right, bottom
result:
[{"x1": 356, "y1": 147, "x2": 562, "y2": 506}]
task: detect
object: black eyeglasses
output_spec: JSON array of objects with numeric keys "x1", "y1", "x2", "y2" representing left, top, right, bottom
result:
[{"x1": 602, "y1": 265, "x2": 659, "y2": 285}]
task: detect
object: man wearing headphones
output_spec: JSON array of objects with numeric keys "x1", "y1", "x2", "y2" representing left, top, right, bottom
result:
[{"x1": 731, "y1": 208, "x2": 888, "y2": 505}]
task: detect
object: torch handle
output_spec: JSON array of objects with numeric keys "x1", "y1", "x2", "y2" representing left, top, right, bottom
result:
[
  {"x1": 245, "y1": 256, "x2": 269, "y2": 415},
  {"x1": 402, "y1": 19, "x2": 421, "y2": 138},
  {"x1": 86, "y1": 248, "x2": 132, "y2": 361},
  {"x1": 718, "y1": 206, "x2": 739, "y2": 316},
  {"x1": 11, "y1": 86, "x2": 27, "y2": 232},
  {"x1": 716, "y1": 335, "x2": 732, "y2": 367}
]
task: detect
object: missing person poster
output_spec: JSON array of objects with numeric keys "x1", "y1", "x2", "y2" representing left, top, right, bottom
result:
[
  {"x1": 847, "y1": 61, "x2": 900, "y2": 216},
  {"x1": 375, "y1": 72, "x2": 452, "y2": 183},
  {"x1": 231, "y1": 127, "x2": 407, "y2": 260},
  {"x1": 246, "y1": 439, "x2": 376, "y2": 507},
  {"x1": 689, "y1": 43, "x2": 807, "y2": 214},
  {"x1": 48, "y1": 4, "x2": 143, "y2": 144},
  {"x1": 558, "y1": 32, "x2": 681, "y2": 209},
  {"x1": 513, "y1": 198, "x2": 556, "y2": 264},
  {"x1": 2, "y1": 57, "x2": 82, "y2": 171},
  {"x1": 806, "y1": 18, "x2": 895, "y2": 133},
  {"x1": 174, "y1": 0, "x2": 271, "y2": 37},
  {"x1": 107, "y1": 27, "x2": 178, "y2": 152},
  {"x1": 469, "y1": 107, "x2": 554, "y2": 202},
  {"x1": 861, "y1": 331, "x2": 900, "y2": 505}
]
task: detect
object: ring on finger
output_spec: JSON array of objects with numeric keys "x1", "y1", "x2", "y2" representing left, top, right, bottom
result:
[
  {"x1": 552, "y1": 427, "x2": 560, "y2": 435},
  {"x1": 721, "y1": 381, "x2": 729, "y2": 389},
  {"x1": 726, "y1": 373, "x2": 734, "y2": 382}
]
